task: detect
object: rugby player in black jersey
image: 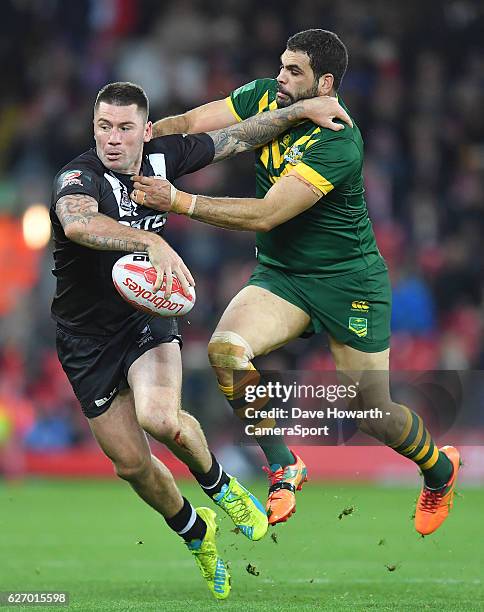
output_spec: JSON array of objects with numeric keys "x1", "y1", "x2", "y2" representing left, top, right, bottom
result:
[{"x1": 51, "y1": 81, "x2": 350, "y2": 599}]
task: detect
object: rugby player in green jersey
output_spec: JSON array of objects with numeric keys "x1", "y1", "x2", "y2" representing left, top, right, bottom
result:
[{"x1": 134, "y1": 29, "x2": 460, "y2": 535}]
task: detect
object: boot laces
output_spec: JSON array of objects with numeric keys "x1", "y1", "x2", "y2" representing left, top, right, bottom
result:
[
  {"x1": 262, "y1": 465, "x2": 285, "y2": 486},
  {"x1": 419, "y1": 487, "x2": 444, "y2": 513}
]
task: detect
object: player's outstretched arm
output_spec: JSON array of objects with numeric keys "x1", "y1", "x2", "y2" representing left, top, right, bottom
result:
[
  {"x1": 56, "y1": 193, "x2": 194, "y2": 296},
  {"x1": 152, "y1": 99, "x2": 237, "y2": 137},
  {"x1": 130, "y1": 172, "x2": 322, "y2": 232},
  {"x1": 152, "y1": 96, "x2": 351, "y2": 146},
  {"x1": 208, "y1": 96, "x2": 352, "y2": 162}
]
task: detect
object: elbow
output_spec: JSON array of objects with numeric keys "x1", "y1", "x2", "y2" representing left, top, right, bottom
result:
[
  {"x1": 63, "y1": 224, "x2": 80, "y2": 241},
  {"x1": 253, "y1": 216, "x2": 276, "y2": 232}
]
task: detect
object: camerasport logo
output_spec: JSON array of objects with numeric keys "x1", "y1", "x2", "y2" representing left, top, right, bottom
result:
[{"x1": 59, "y1": 169, "x2": 83, "y2": 189}]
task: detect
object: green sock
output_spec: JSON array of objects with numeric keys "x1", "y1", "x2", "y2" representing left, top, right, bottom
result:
[
  {"x1": 256, "y1": 436, "x2": 295, "y2": 468},
  {"x1": 390, "y1": 407, "x2": 453, "y2": 489}
]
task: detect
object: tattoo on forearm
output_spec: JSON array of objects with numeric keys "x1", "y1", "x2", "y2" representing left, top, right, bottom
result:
[
  {"x1": 209, "y1": 101, "x2": 304, "y2": 162},
  {"x1": 56, "y1": 193, "x2": 151, "y2": 252},
  {"x1": 56, "y1": 194, "x2": 101, "y2": 228},
  {"x1": 77, "y1": 234, "x2": 150, "y2": 252}
]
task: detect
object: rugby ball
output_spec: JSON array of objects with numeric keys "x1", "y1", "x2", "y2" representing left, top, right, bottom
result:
[{"x1": 112, "y1": 253, "x2": 195, "y2": 317}]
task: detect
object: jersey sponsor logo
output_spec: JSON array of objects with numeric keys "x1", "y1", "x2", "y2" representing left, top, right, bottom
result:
[
  {"x1": 351, "y1": 300, "x2": 370, "y2": 312},
  {"x1": 94, "y1": 386, "x2": 118, "y2": 407},
  {"x1": 119, "y1": 213, "x2": 167, "y2": 232},
  {"x1": 348, "y1": 317, "x2": 368, "y2": 338},
  {"x1": 283, "y1": 145, "x2": 303, "y2": 165},
  {"x1": 59, "y1": 169, "x2": 84, "y2": 189}
]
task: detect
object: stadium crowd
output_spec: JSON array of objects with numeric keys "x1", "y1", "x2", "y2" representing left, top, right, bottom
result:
[{"x1": 0, "y1": 0, "x2": 483, "y2": 451}]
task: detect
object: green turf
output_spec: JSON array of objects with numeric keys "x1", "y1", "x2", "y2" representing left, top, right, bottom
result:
[{"x1": 1, "y1": 479, "x2": 483, "y2": 611}]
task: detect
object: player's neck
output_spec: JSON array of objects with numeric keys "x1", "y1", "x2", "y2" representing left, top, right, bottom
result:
[{"x1": 107, "y1": 155, "x2": 143, "y2": 177}]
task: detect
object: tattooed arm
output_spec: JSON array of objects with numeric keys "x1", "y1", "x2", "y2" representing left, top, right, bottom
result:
[
  {"x1": 55, "y1": 194, "x2": 194, "y2": 296},
  {"x1": 152, "y1": 95, "x2": 352, "y2": 140},
  {"x1": 209, "y1": 96, "x2": 352, "y2": 162}
]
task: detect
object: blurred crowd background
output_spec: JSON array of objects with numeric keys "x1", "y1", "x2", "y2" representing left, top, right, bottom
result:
[{"x1": 0, "y1": 0, "x2": 483, "y2": 461}]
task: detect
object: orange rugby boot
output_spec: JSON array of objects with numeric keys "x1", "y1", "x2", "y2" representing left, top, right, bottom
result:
[
  {"x1": 415, "y1": 445, "x2": 461, "y2": 536},
  {"x1": 263, "y1": 452, "x2": 308, "y2": 525}
]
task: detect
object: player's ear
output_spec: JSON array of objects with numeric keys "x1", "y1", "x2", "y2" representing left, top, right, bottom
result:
[
  {"x1": 318, "y1": 73, "x2": 334, "y2": 96},
  {"x1": 144, "y1": 121, "x2": 153, "y2": 142}
]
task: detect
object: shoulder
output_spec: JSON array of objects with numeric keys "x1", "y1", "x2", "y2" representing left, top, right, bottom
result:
[
  {"x1": 53, "y1": 149, "x2": 104, "y2": 204},
  {"x1": 145, "y1": 134, "x2": 214, "y2": 180},
  {"x1": 146, "y1": 133, "x2": 213, "y2": 157},
  {"x1": 54, "y1": 149, "x2": 104, "y2": 184},
  {"x1": 232, "y1": 78, "x2": 277, "y2": 95},
  {"x1": 306, "y1": 125, "x2": 362, "y2": 162},
  {"x1": 145, "y1": 134, "x2": 184, "y2": 154}
]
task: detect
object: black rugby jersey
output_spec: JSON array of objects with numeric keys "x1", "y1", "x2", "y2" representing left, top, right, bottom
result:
[{"x1": 50, "y1": 134, "x2": 214, "y2": 335}]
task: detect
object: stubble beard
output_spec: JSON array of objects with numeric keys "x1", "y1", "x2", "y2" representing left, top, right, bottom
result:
[{"x1": 277, "y1": 80, "x2": 320, "y2": 109}]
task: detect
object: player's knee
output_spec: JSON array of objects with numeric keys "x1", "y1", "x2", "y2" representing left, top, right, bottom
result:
[
  {"x1": 137, "y1": 391, "x2": 180, "y2": 440},
  {"x1": 139, "y1": 411, "x2": 180, "y2": 442},
  {"x1": 208, "y1": 331, "x2": 254, "y2": 371},
  {"x1": 114, "y1": 454, "x2": 151, "y2": 483}
]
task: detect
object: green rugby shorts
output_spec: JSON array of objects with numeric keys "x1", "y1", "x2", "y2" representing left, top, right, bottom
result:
[{"x1": 246, "y1": 257, "x2": 391, "y2": 353}]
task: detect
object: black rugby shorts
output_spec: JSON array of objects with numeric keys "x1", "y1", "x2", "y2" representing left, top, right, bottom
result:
[{"x1": 56, "y1": 315, "x2": 181, "y2": 418}]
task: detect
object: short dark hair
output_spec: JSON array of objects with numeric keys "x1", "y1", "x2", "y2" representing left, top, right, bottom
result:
[
  {"x1": 94, "y1": 82, "x2": 149, "y2": 118},
  {"x1": 286, "y1": 29, "x2": 348, "y2": 90}
]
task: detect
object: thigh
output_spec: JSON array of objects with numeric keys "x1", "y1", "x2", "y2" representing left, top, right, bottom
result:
[
  {"x1": 56, "y1": 326, "x2": 123, "y2": 419},
  {"x1": 215, "y1": 285, "x2": 311, "y2": 356},
  {"x1": 56, "y1": 315, "x2": 180, "y2": 419},
  {"x1": 329, "y1": 337, "x2": 392, "y2": 405},
  {"x1": 89, "y1": 388, "x2": 151, "y2": 465},
  {"x1": 127, "y1": 342, "x2": 182, "y2": 421},
  {"x1": 309, "y1": 259, "x2": 392, "y2": 352}
]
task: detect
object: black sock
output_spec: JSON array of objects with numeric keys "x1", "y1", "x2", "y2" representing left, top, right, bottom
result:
[
  {"x1": 165, "y1": 497, "x2": 207, "y2": 542},
  {"x1": 190, "y1": 452, "x2": 231, "y2": 498}
]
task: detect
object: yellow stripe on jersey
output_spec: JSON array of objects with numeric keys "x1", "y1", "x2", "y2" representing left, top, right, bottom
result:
[
  {"x1": 225, "y1": 97, "x2": 242, "y2": 122},
  {"x1": 271, "y1": 140, "x2": 282, "y2": 170},
  {"x1": 258, "y1": 92, "x2": 279, "y2": 169},
  {"x1": 259, "y1": 145, "x2": 270, "y2": 169},
  {"x1": 292, "y1": 127, "x2": 321, "y2": 150},
  {"x1": 258, "y1": 91, "x2": 269, "y2": 113},
  {"x1": 291, "y1": 162, "x2": 334, "y2": 195},
  {"x1": 305, "y1": 139, "x2": 319, "y2": 150}
]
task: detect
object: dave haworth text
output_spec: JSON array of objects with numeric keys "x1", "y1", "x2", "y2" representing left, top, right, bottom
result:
[{"x1": 241, "y1": 382, "x2": 385, "y2": 439}]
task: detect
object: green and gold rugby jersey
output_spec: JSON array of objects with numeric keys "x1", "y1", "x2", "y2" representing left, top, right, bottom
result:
[{"x1": 226, "y1": 78, "x2": 381, "y2": 276}]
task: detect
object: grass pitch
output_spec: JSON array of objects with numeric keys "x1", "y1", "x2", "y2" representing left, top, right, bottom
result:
[{"x1": 1, "y1": 479, "x2": 483, "y2": 611}]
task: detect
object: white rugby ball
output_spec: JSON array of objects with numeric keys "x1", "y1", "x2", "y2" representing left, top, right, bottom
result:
[{"x1": 112, "y1": 253, "x2": 195, "y2": 317}]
